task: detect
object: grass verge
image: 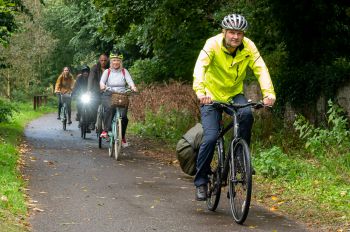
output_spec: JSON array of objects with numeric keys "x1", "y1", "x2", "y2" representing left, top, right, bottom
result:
[{"x1": 0, "y1": 101, "x2": 54, "y2": 232}]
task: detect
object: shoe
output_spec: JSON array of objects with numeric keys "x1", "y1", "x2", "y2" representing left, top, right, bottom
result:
[
  {"x1": 89, "y1": 123, "x2": 95, "y2": 130},
  {"x1": 68, "y1": 120, "x2": 72, "y2": 124},
  {"x1": 195, "y1": 185, "x2": 208, "y2": 201},
  {"x1": 100, "y1": 131, "x2": 109, "y2": 139},
  {"x1": 75, "y1": 116, "x2": 79, "y2": 121},
  {"x1": 57, "y1": 117, "x2": 61, "y2": 120},
  {"x1": 121, "y1": 138, "x2": 129, "y2": 148},
  {"x1": 252, "y1": 168, "x2": 256, "y2": 175}
]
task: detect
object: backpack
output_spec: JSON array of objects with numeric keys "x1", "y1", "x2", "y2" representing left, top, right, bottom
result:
[
  {"x1": 107, "y1": 68, "x2": 125, "y2": 81},
  {"x1": 176, "y1": 123, "x2": 203, "y2": 176}
]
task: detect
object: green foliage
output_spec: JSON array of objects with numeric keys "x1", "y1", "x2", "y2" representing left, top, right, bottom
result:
[
  {"x1": 0, "y1": 0, "x2": 29, "y2": 46},
  {"x1": 129, "y1": 107, "x2": 195, "y2": 143},
  {"x1": 93, "y1": 0, "x2": 220, "y2": 82},
  {"x1": 0, "y1": 98, "x2": 17, "y2": 123},
  {"x1": 253, "y1": 146, "x2": 290, "y2": 178},
  {"x1": 294, "y1": 100, "x2": 350, "y2": 157},
  {"x1": 129, "y1": 58, "x2": 167, "y2": 84}
]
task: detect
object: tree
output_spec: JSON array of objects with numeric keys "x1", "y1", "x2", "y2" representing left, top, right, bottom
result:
[{"x1": 0, "y1": 0, "x2": 29, "y2": 46}]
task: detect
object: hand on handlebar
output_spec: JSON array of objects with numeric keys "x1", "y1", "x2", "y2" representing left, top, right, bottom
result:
[
  {"x1": 198, "y1": 95, "x2": 212, "y2": 105},
  {"x1": 263, "y1": 97, "x2": 275, "y2": 107}
]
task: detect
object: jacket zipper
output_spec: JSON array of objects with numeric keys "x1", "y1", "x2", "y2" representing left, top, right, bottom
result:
[{"x1": 235, "y1": 65, "x2": 239, "y2": 81}]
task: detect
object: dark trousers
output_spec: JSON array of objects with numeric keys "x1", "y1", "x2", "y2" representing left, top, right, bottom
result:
[{"x1": 194, "y1": 94, "x2": 254, "y2": 187}]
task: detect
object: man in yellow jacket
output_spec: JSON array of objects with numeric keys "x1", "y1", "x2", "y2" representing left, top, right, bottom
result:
[{"x1": 193, "y1": 13, "x2": 276, "y2": 201}]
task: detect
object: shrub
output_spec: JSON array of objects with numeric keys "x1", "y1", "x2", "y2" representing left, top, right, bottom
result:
[
  {"x1": 293, "y1": 100, "x2": 350, "y2": 157},
  {"x1": 0, "y1": 98, "x2": 17, "y2": 123},
  {"x1": 128, "y1": 82, "x2": 200, "y2": 142},
  {"x1": 253, "y1": 146, "x2": 290, "y2": 178}
]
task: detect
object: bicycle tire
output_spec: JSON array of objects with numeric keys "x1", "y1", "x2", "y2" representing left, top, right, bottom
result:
[
  {"x1": 61, "y1": 105, "x2": 67, "y2": 130},
  {"x1": 206, "y1": 137, "x2": 223, "y2": 211},
  {"x1": 96, "y1": 105, "x2": 103, "y2": 148},
  {"x1": 62, "y1": 107, "x2": 67, "y2": 131},
  {"x1": 228, "y1": 138, "x2": 252, "y2": 224},
  {"x1": 114, "y1": 118, "x2": 122, "y2": 161},
  {"x1": 108, "y1": 137, "x2": 114, "y2": 158},
  {"x1": 80, "y1": 114, "x2": 87, "y2": 139}
]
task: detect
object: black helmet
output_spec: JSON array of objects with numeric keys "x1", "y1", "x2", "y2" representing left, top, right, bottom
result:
[{"x1": 81, "y1": 65, "x2": 90, "y2": 73}]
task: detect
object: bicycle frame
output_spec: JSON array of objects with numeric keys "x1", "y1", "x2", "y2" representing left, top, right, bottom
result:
[{"x1": 215, "y1": 107, "x2": 240, "y2": 185}]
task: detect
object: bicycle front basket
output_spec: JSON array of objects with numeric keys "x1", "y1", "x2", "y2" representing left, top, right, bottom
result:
[{"x1": 111, "y1": 93, "x2": 129, "y2": 107}]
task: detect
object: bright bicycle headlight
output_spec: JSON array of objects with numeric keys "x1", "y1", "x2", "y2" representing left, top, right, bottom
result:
[{"x1": 81, "y1": 93, "x2": 91, "y2": 104}]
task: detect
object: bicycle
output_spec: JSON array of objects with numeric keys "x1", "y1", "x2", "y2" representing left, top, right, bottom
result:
[
  {"x1": 59, "y1": 93, "x2": 71, "y2": 130},
  {"x1": 206, "y1": 100, "x2": 264, "y2": 224},
  {"x1": 108, "y1": 90, "x2": 136, "y2": 160},
  {"x1": 79, "y1": 93, "x2": 92, "y2": 139}
]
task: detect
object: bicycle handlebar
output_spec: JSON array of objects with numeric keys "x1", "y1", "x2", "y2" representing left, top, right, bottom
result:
[{"x1": 209, "y1": 100, "x2": 267, "y2": 111}]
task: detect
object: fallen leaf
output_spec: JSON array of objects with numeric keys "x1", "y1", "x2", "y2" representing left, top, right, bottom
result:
[
  {"x1": 150, "y1": 205, "x2": 155, "y2": 209},
  {"x1": 135, "y1": 195, "x2": 143, "y2": 198},
  {"x1": 1, "y1": 196, "x2": 8, "y2": 202},
  {"x1": 270, "y1": 206, "x2": 278, "y2": 211},
  {"x1": 340, "y1": 191, "x2": 347, "y2": 197},
  {"x1": 271, "y1": 196, "x2": 278, "y2": 201},
  {"x1": 33, "y1": 207, "x2": 44, "y2": 212}
]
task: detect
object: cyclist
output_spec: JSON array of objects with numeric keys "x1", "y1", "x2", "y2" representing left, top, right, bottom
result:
[
  {"x1": 193, "y1": 13, "x2": 276, "y2": 201},
  {"x1": 87, "y1": 53, "x2": 109, "y2": 130},
  {"x1": 99, "y1": 52, "x2": 137, "y2": 147},
  {"x1": 72, "y1": 65, "x2": 91, "y2": 127},
  {"x1": 54, "y1": 66, "x2": 75, "y2": 124}
]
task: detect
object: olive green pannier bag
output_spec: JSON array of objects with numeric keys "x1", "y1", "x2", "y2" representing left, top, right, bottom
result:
[{"x1": 176, "y1": 123, "x2": 203, "y2": 176}]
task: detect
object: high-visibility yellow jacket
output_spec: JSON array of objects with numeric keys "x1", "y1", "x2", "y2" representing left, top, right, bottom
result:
[{"x1": 193, "y1": 33, "x2": 276, "y2": 102}]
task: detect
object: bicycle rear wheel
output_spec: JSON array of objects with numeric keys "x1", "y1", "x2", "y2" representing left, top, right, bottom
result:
[
  {"x1": 228, "y1": 138, "x2": 252, "y2": 224},
  {"x1": 114, "y1": 118, "x2": 122, "y2": 161},
  {"x1": 206, "y1": 137, "x2": 223, "y2": 211}
]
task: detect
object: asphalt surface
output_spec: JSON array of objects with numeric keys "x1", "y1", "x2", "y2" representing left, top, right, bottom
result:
[{"x1": 24, "y1": 113, "x2": 310, "y2": 232}]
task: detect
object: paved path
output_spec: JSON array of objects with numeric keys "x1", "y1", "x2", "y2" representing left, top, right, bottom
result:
[{"x1": 24, "y1": 113, "x2": 310, "y2": 232}]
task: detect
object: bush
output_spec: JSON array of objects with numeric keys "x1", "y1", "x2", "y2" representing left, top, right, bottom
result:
[
  {"x1": 0, "y1": 98, "x2": 17, "y2": 123},
  {"x1": 128, "y1": 82, "x2": 200, "y2": 142},
  {"x1": 293, "y1": 100, "x2": 350, "y2": 157},
  {"x1": 253, "y1": 146, "x2": 290, "y2": 178},
  {"x1": 131, "y1": 107, "x2": 195, "y2": 143},
  {"x1": 129, "y1": 57, "x2": 168, "y2": 84}
]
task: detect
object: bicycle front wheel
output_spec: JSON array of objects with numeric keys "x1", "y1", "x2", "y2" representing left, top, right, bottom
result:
[
  {"x1": 114, "y1": 118, "x2": 122, "y2": 161},
  {"x1": 61, "y1": 106, "x2": 67, "y2": 130},
  {"x1": 108, "y1": 137, "x2": 115, "y2": 158},
  {"x1": 228, "y1": 138, "x2": 252, "y2": 224},
  {"x1": 206, "y1": 137, "x2": 223, "y2": 211},
  {"x1": 96, "y1": 105, "x2": 103, "y2": 148},
  {"x1": 80, "y1": 114, "x2": 86, "y2": 139}
]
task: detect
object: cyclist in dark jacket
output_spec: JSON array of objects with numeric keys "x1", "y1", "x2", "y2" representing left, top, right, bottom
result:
[
  {"x1": 87, "y1": 54, "x2": 109, "y2": 129},
  {"x1": 72, "y1": 65, "x2": 92, "y2": 127}
]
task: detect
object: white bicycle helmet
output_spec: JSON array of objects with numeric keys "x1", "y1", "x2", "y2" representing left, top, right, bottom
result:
[{"x1": 221, "y1": 14, "x2": 248, "y2": 31}]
